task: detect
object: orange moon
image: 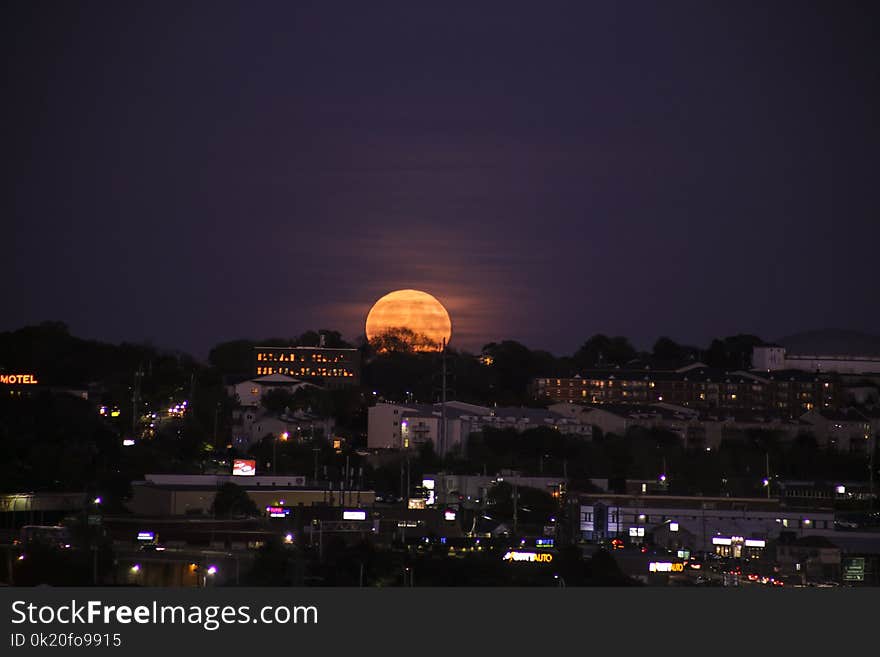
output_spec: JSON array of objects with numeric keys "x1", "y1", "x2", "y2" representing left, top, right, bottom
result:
[{"x1": 365, "y1": 289, "x2": 452, "y2": 352}]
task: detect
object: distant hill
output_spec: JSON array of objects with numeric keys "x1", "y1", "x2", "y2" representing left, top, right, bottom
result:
[{"x1": 776, "y1": 329, "x2": 880, "y2": 357}]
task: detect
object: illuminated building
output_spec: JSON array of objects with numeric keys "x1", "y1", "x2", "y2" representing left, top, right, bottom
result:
[
  {"x1": 532, "y1": 367, "x2": 838, "y2": 418},
  {"x1": 422, "y1": 473, "x2": 567, "y2": 509},
  {"x1": 578, "y1": 493, "x2": 835, "y2": 554},
  {"x1": 800, "y1": 408, "x2": 876, "y2": 453},
  {"x1": 228, "y1": 373, "x2": 317, "y2": 408},
  {"x1": 254, "y1": 346, "x2": 360, "y2": 386},
  {"x1": 1, "y1": 371, "x2": 89, "y2": 400},
  {"x1": 128, "y1": 474, "x2": 376, "y2": 516},
  {"x1": 226, "y1": 374, "x2": 334, "y2": 447},
  {"x1": 368, "y1": 401, "x2": 591, "y2": 455}
]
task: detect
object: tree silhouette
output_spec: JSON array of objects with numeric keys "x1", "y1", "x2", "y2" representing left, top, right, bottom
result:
[
  {"x1": 211, "y1": 483, "x2": 259, "y2": 518},
  {"x1": 369, "y1": 327, "x2": 441, "y2": 353}
]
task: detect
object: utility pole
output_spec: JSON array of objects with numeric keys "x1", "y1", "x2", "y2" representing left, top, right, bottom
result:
[
  {"x1": 342, "y1": 454, "x2": 351, "y2": 504},
  {"x1": 132, "y1": 367, "x2": 143, "y2": 437},
  {"x1": 440, "y1": 338, "x2": 447, "y2": 458},
  {"x1": 513, "y1": 474, "x2": 518, "y2": 536},
  {"x1": 765, "y1": 452, "x2": 771, "y2": 499},
  {"x1": 400, "y1": 459, "x2": 405, "y2": 500},
  {"x1": 313, "y1": 447, "x2": 320, "y2": 485},
  {"x1": 405, "y1": 451, "x2": 411, "y2": 503},
  {"x1": 867, "y1": 431, "x2": 876, "y2": 511},
  {"x1": 213, "y1": 402, "x2": 220, "y2": 446}
]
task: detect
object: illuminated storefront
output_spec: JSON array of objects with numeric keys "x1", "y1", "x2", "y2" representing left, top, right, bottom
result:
[{"x1": 711, "y1": 536, "x2": 766, "y2": 559}]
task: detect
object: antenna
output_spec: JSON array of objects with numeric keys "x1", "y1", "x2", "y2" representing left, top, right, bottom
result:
[{"x1": 132, "y1": 366, "x2": 144, "y2": 436}]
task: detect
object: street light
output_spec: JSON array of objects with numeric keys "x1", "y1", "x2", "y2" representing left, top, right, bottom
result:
[
  {"x1": 273, "y1": 432, "x2": 288, "y2": 475},
  {"x1": 201, "y1": 565, "x2": 218, "y2": 588}
]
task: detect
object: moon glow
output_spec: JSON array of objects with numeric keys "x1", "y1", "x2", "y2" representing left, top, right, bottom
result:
[{"x1": 365, "y1": 289, "x2": 452, "y2": 352}]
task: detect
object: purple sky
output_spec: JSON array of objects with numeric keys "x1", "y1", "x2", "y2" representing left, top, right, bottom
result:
[{"x1": 4, "y1": 1, "x2": 878, "y2": 359}]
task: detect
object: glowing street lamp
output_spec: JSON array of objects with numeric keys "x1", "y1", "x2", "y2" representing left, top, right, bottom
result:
[{"x1": 272, "y1": 432, "x2": 289, "y2": 474}]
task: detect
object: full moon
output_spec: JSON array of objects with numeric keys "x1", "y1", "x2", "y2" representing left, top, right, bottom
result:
[{"x1": 365, "y1": 289, "x2": 452, "y2": 352}]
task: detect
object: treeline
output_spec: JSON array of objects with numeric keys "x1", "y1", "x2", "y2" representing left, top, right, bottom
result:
[
  {"x1": 0, "y1": 322, "x2": 772, "y2": 429},
  {"x1": 0, "y1": 321, "x2": 199, "y2": 389},
  {"x1": 357, "y1": 333, "x2": 767, "y2": 407}
]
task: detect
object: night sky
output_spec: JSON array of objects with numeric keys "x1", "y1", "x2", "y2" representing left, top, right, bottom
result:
[{"x1": 4, "y1": 1, "x2": 878, "y2": 359}]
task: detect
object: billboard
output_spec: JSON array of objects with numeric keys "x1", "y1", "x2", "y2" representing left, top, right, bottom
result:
[
  {"x1": 343, "y1": 510, "x2": 367, "y2": 521},
  {"x1": 232, "y1": 459, "x2": 256, "y2": 476}
]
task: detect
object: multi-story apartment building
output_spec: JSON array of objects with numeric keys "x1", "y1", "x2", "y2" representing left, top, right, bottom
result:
[
  {"x1": 752, "y1": 344, "x2": 880, "y2": 374},
  {"x1": 367, "y1": 401, "x2": 592, "y2": 455},
  {"x1": 533, "y1": 367, "x2": 838, "y2": 418},
  {"x1": 551, "y1": 402, "x2": 817, "y2": 449},
  {"x1": 254, "y1": 345, "x2": 360, "y2": 386}
]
